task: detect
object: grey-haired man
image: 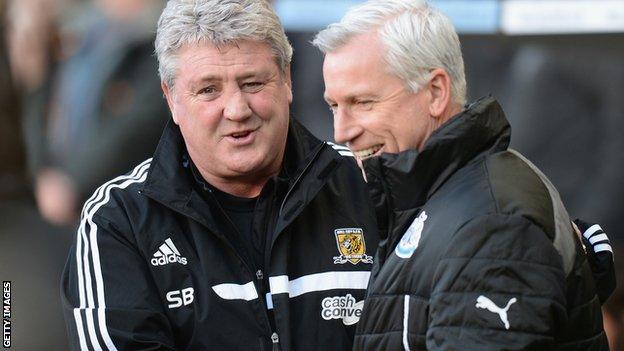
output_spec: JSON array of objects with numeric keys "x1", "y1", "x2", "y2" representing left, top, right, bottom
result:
[
  {"x1": 314, "y1": 0, "x2": 609, "y2": 349},
  {"x1": 61, "y1": 1, "x2": 378, "y2": 349}
]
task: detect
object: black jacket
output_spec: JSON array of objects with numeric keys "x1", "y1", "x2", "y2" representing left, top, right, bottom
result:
[
  {"x1": 61, "y1": 119, "x2": 379, "y2": 350},
  {"x1": 354, "y1": 97, "x2": 607, "y2": 350}
]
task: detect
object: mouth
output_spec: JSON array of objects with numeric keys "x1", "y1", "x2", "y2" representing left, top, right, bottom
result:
[
  {"x1": 228, "y1": 129, "x2": 255, "y2": 138},
  {"x1": 352, "y1": 144, "x2": 384, "y2": 160},
  {"x1": 224, "y1": 127, "x2": 259, "y2": 145},
  {"x1": 225, "y1": 128, "x2": 258, "y2": 139}
]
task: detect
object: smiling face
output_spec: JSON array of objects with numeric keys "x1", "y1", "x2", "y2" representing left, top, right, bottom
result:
[
  {"x1": 162, "y1": 40, "x2": 292, "y2": 197},
  {"x1": 323, "y1": 32, "x2": 436, "y2": 166}
]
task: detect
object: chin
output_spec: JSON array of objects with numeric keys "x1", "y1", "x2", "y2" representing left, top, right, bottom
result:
[
  {"x1": 224, "y1": 145, "x2": 282, "y2": 176},
  {"x1": 226, "y1": 157, "x2": 272, "y2": 177}
]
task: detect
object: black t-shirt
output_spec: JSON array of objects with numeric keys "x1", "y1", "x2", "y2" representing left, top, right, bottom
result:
[
  {"x1": 185, "y1": 155, "x2": 272, "y2": 271},
  {"x1": 209, "y1": 185, "x2": 262, "y2": 266}
]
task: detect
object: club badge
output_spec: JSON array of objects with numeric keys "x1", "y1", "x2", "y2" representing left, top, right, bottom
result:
[
  {"x1": 395, "y1": 211, "x2": 428, "y2": 259},
  {"x1": 333, "y1": 228, "x2": 373, "y2": 265}
]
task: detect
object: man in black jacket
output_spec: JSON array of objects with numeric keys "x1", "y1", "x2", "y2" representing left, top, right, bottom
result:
[
  {"x1": 61, "y1": 1, "x2": 378, "y2": 350},
  {"x1": 314, "y1": 0, "x2": 609, "y2": 349}
]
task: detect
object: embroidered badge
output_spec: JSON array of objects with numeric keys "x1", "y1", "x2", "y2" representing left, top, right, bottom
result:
[
  {"x1": 395, "y1": 211, "x2": 427, "y2": 259},
  {"x1": 333, "y1": 228, "x2": 373, "y2": 265}
]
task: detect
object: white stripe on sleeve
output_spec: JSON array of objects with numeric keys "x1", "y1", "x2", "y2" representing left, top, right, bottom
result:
[
  {"x1": 582, "y1": 224, "x2": 603, "y2": 239},
  {"x1": 74, "y1": 159, "x2": 151, "y2": 351},
  {"x1": 594, "y1": 243, "x2": 613, "y2": 254},
  {"x1": 589, "y1": 233, "x2": 609, "y2": 245}
]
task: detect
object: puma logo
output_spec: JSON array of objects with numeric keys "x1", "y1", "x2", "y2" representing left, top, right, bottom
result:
[{"x1": 475, "y1": 295, "x2": 517, "y2": 330}]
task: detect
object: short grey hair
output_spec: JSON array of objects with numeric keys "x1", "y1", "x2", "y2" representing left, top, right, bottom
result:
[
  {"x1": 155, "y1": 0, "x2": 293, "y2": 88},
  {"x1": 313, "y1": 0, "x2": 466, "y2": 106}
]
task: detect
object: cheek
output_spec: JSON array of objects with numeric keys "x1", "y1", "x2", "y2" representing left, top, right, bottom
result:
[
  {"x1": 179, "y1": 105, "x2": 223, "y2": 141},
  {"x1": 250, "y1": 89, "x2": 290, "y2": 121},
  {"x1": 361, "y1": 113, "x2": 391, "y2": 137}
]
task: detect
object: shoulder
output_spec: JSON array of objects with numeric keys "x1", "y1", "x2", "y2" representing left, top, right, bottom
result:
[
  {"x1": 79, "y1": 158, "x2": 153, "y2": 225},
  {"x1": 485, "y1": 149, "x2": 567, "y2": 241}
]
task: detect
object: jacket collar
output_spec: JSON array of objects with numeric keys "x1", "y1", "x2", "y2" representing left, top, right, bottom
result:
[
  {"x1": 363, "y1": 96, "x2": 511, "y2": 212},
  {"x1": 140, "y1": 117, "x2": 334, "y2": 227}
]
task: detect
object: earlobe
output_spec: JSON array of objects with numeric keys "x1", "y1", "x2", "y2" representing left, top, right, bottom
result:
[
  {"x1": 427, "y1": 69, "x2": 451, "y2": 118},
  {"x1": 287, "y1": 85, "x2": 293, "y2": 104},
  {"x1": 162, "y1": 82, "x2": 179, "y2": 124},
  {"x1": 284, "y1": 67, "x2": 293, "y2": 104}
]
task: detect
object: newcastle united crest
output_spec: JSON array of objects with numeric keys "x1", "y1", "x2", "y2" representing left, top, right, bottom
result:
[{"x1": 333, "y1": 228, "x2": 373, "y2": 265}]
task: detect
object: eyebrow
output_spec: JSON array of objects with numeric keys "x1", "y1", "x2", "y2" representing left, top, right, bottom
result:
[
  {"x1": 193, "y1": 70, "x2": 273, "y2": 85},
  {"x1": 191, "y1": 75, "x2": 221, "y2": 85},
  {"x1": 324, "y1": 92, "x2": 377, "y2": 104}
]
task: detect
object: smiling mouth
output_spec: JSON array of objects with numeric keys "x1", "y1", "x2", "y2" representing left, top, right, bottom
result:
[
  {"x1": 227, "y1": 128, "x2": 258, "y2": 139},
  {"x1": 230, "y1": 131, "x2": 252, "y2": 138},
  {"x1": 352, "y1": 144, "x2": 384, "y2": 159}
]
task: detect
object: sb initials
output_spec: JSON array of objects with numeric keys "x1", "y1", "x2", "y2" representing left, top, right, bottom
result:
[{"x1": 166, "y1": 287, "x2": 194, "y2": 309}]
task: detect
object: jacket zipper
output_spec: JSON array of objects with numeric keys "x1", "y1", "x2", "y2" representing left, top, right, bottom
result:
[
  {"x1": 205, "y1": 187, "x2": 277, "y2": 343},
  {"x1": 256, "y1": 141, "x2": 326, "y2": 351},
  {"x1": 271, "y1": 332, "x2": 280, "y2": 351},
  {"x1": 278, "y1": 142, "x2": 327, "y2": 217},
  {"x1": 203, "y1": 141, "x2": 328, "y2": 350}
]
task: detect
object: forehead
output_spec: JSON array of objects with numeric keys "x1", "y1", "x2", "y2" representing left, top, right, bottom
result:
[
  {"x1": 176, "y1": 40, "x2": 279, "y2": 80},
  {"x1": 322, "y1": 32, "x2": 395, "y2": 98}
]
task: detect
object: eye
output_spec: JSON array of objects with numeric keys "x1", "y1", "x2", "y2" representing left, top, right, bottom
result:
[
  {"x1": 242, "y1": 81, "x2": 264, "y2": 93},
  {"x1": 198, "y1": 86, "x2": 217, "y2": 95},
  {"x1": 356, "y1": 100, "x2": 374, "y2": 109}
]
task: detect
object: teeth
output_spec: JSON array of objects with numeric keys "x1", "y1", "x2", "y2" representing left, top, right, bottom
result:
[
  {"x1": 231, "y1": 131, "x2": 249, "y2": 138},
  {"x1": 353, "y1": 144, "x2": 383, "y2": 158}
]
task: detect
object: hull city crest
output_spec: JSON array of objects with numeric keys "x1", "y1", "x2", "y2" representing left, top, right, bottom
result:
[{"x1": 333, "y1": 228, "x2": 373, "y2": 265}]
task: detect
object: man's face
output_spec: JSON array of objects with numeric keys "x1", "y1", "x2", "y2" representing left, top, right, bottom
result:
[
  {"x1": 163, "y1": 40, "x2": 292, "y2": 186},
  {"x1": 323, "y1": 32, "x2": 433, "y2": 166}
]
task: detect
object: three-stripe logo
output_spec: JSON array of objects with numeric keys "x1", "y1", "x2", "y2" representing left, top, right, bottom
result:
[
  {"x1": 151, "y1": 238, "x2": 188, "y2": 266},
  {"x1": 581, "y1": 224, "x2": 613, "y2": 255}
]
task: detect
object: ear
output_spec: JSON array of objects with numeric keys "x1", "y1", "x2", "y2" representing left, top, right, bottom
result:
[
  {"x1": 283, "y1": 65, "x2": 293, "y2": 104},
  {"x1": 161, "y1": 81, "x2": 179, "y2": 124},
  {"x1": 426, "y1": 68, "x2": 452, "y2": 118}
]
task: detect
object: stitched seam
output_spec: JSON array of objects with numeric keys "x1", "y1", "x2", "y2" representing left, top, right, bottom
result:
[{"x1": 438, "y1": 256, "x2": 562, "y2": 271}]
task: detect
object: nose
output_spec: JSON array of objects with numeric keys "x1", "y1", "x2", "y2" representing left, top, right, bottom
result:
[
  {"x1": 223, "y1": 90, "x2": 252, "y2": 121},
  {"x1": 333, "y1": 107, "x2": 361, "y2": 145}
]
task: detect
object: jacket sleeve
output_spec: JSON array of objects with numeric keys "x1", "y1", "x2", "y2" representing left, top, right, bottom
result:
[
  {"x1": 573, "y1": 218, "x2": 616, "y2": 304},
  {"x1": 425, "y1": 213, "x2": 569, "y2": 350},
  {"x1": 61, "y1": 210, "x2": 177, "y2": 351}
]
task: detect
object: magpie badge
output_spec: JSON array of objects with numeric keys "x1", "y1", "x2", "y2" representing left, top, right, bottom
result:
[{"x1": 395, "y1": 211, "x2": 427, "y2": 259}]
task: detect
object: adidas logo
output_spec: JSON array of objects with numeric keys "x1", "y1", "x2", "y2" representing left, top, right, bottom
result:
[{"x1": 151, "y1": 238, "x2": 188, "y2": 266}]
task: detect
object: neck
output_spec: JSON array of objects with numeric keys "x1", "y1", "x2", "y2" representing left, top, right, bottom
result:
[
  {"x1": 195, "y1": 165, "x2": 279, "y2": 199},
  {"x1": 418, "y1": 102, "x2": 464, "y2": 151},
  {"x1": 208, "y1": 174, "x2": 271, "y2": 198}
]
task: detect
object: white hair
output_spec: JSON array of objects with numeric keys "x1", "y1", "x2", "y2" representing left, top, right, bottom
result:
[
  {"x1": 155, "y1": 0, "x2": 293, "y2": 88},
  {"x1": 313, "y1": 0, "x2": 466, "y2": 106}
]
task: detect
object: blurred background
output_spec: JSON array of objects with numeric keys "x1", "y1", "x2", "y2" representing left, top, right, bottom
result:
[{"x1": 1, "y1": 0, "x2": 622, "y2": 349}]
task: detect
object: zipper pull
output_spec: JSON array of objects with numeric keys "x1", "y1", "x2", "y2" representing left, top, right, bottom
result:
[
  {"x1": 256, "y1": 269, "x2": 264, "y2": 280},
  {"x1": 271, "y1": 332, "x2": 280, "y2": 351}
]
